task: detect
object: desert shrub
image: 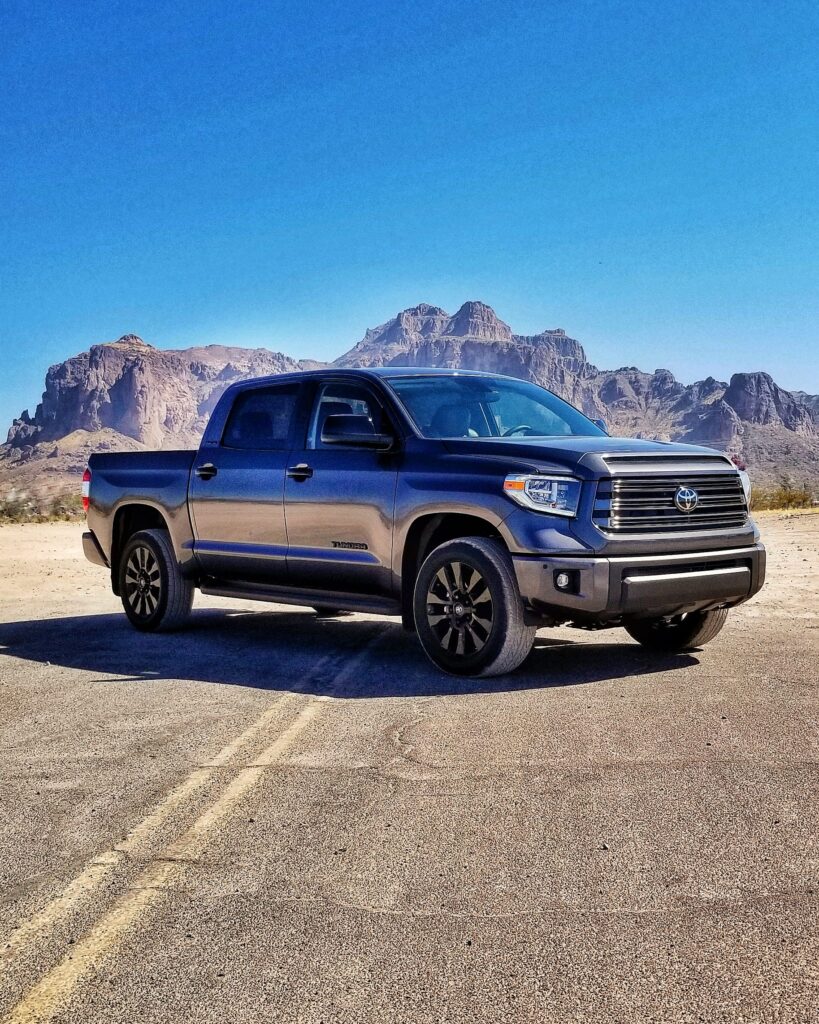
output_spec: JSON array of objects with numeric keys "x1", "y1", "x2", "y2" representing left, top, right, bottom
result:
[
  {"x1": 48, "y1": 494, "x2": 84, "y2": 519},
  {"x1": 751, "y1": 477, "x2": 815, "y2": 511},
  {"x1": 0, "y1": 493, "x2": 33, "y2": 523},
  {"x1": 0, "y1": 492, "x2": 85, "y2": 523}
]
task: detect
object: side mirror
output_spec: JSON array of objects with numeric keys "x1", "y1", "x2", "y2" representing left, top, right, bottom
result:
[
  {"x1": 321, "y1": 414, "x2": 394, "y2": 450},
  {"x1": 593, "y1": 418, "x2": 608, "y2": 435}
]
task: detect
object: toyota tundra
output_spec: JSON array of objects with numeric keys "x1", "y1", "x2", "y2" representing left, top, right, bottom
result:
[{"x1": 82, "y1": 368, "x2": 765, "y2": 676}]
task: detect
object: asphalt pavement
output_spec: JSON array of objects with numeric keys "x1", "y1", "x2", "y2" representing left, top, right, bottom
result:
[{"x1": 0, "y1": 517, "x2": 817, "y2": 1023}]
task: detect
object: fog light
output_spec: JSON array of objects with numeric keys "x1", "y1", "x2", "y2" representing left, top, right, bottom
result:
[{"x1": 553, "y1": 569, "x2": 580, "y2": 594}]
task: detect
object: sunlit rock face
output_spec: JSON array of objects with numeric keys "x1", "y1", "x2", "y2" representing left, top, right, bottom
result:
[
  {"x1": 337, "y1": 302, "x2": 819, "y2": 480},
  {"x1": 6, "y1": 335, "x2": 305, "y2": 450},
  {"x1": 3, "y1": 307, "x2": 818, "y2": 488}
]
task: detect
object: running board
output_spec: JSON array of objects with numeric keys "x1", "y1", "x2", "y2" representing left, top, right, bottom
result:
[{"x1": 200, "y1": 579, "x2": 401, "y2": 617}]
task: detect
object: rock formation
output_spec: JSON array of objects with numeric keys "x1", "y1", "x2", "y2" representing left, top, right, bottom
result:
[
  {"x1": 6, "y1": 335, "x2": 306, "y2": 452},
  {"x1": 3, "y1": 304, "x2": 817, "y2": 493}
]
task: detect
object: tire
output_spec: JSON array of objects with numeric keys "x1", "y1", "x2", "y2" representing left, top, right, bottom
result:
[
  {"x1": 624, "y1": 608, "x2": 729, "y2": 652},
  {"x1": 118, "y1": 529, "x2": 194, "y2": 632},
  {"x1": 413, "y1": 536, "x2": 536, "y2": 677}
]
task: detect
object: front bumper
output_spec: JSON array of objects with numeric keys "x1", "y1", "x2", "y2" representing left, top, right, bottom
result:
[{"x1": 513, "y1": 543, "x2": 766, "y2": 620}]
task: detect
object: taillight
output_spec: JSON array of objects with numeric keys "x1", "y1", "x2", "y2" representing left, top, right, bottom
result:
[{"x1": 82, "y1": 468, "x2": 91, "y2": 513}]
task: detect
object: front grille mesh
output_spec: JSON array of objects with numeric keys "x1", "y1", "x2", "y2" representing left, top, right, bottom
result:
[{"x1": 594, "y1": 473, "x2": 748, "y2": 533}]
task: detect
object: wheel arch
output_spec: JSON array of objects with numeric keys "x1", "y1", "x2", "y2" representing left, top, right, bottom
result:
[
  {"x1": 110, "y1": 502, "x2": 171, "y2": 594},
  {"x1": 399, "y1": 511, "x2": 508, "y2": 629}
]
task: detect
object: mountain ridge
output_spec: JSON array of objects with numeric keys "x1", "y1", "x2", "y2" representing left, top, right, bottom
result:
[{"x1": 3, "y1": 301, "x2": 817, "y2": 495}]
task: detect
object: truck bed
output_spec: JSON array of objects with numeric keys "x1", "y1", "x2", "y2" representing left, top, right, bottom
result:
[
  {"x1": 86, "y1": 450, "x2": 198, "y2": 569},
  {"x1": 88, "y1": 449, "x2": 197, "y2": 495}
]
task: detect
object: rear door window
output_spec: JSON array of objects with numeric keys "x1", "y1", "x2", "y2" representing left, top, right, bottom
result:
[{"x1": 222, "y1": 385, "x2": 300, "y2": 450}]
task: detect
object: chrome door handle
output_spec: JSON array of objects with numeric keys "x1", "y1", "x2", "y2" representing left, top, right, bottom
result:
[
  {"x1": 287, "y1": 463, "x2": 313, "y2": 480},
  {"x1": 195, "y1": 463, "x2": 218, "y2": 480}
]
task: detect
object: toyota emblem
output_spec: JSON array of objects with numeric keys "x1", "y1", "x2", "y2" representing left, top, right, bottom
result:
[{"x1": 674, "y1": 486, "x2": 699, "y2": 513}]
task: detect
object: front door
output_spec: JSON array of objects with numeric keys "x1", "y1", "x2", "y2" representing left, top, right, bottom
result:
[
  {"x1": 284, "y1": 380, "x2": 399, "y2": 596},
  {"x1": 189, "y1": 381, "x2": 302, "y2": 581}
]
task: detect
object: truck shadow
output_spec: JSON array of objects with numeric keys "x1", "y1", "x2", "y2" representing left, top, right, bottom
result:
[{"x1": 0, "y1": 607, "x2": 698, "y2": 698}]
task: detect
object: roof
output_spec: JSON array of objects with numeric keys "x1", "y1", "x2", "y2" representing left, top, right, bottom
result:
[
  {"x1": 365, "y1": 366, "x2": 508, "y2": 378},
  {"x1": 223, "y1": 365, "x2": 523, "y2": 390}
]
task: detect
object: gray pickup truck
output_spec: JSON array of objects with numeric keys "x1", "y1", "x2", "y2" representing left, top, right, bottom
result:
[{"x1": 82, "y1": 367, "x2": 765, "y2": 676}]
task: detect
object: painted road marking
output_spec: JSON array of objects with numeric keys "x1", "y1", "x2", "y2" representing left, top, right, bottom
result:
[
  {"x1": 1, "y1": 693, "x2": 295, "y2": 963},
  {"x1": 2, "y1": 698, "x2": 323, "y2": 1024}
]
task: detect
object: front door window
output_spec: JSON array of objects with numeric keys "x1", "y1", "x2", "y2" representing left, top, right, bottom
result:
[{"x1": 308, "y1": 383, "x2": 388, "y2": 449}]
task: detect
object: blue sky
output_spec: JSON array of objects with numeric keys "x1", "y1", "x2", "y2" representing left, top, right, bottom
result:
[{"x1": 2, "y1": 0, "x2": 818, "y2": 426}]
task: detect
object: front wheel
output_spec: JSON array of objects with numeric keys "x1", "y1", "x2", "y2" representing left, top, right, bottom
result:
[
  {"x1": 119, "y1": 529, "x2": 194, "y2": 632},
  {"x1": 413, "y1": 536, "x2": 536, "y2": 677},
  {"x1": 624, "y1": 608, "x2": 729, "y2": 652}
]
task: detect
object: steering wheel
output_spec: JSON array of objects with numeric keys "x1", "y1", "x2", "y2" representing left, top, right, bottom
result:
[{"x1": 502, "y1": 424, "x2": 534, "y2": 437}]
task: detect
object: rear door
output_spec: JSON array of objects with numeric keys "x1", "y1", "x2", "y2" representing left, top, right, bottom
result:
[
  {"x1": 284, "y1": 378, "x2": 400, "y2": 596},
  {"x1": 189, "y1": 381, "x2": 303, "y2": 581}
]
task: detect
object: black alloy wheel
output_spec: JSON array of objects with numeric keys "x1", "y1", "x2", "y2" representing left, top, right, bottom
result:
[
  {"x1": 124, "y1": 543, "x2": 162, "y2": 620},
  {"x1": 425, "y1": 560, "x2": 494, "y2": 658},
  {"x1": 413, "y1": 537, "x2": 536, "y2": 677},
  {"x1": 118, "y1": 529, "x2": 194, "y2": 632}
]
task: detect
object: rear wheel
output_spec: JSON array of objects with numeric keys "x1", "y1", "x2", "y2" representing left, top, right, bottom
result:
[
  {"x1": 413, "y1": 537, "x2": 536, "y2": 677},
  {"x1": 119, "y1": 529, "x2": 194, "y2": 632},
  {"x1": 624, "y1": 608, "x2": 729, "y2": 652}
]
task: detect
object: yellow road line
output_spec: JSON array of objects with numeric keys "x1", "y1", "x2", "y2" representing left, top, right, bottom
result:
[
  {"x1": 164, "y1": 700, "x2": 323, "y2": 862},
  {"x1": 3, "y1": 698, "x2": 322, "y2": 1024},
  {"x1": 1, "y1": 694, "x2": 293, "y2": 963}
]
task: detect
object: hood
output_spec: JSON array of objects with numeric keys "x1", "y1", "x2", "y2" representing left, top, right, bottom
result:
[{"x1": 442, "y1": 435, "x2": 725, "y2": 471}]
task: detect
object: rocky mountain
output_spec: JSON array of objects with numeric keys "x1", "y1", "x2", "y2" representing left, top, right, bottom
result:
[
  {"x1": 2, "y1": 302, "x2": 817, "y2": 498},
  {"x1": 6, "y1": 335, "x2": 309, "y2": 452},
  {"x1": 794, "y1": 390, "x2": 819, "y2": 421},
  {"x1": 1, "y1": 335, "x2": 319, "y2": 498},
  {"x1": 337, "y1": 302, "x2": 819, "y2": 480},
  {"x1": 336, "y1": 302, "x2": 597, "y2": 413}
]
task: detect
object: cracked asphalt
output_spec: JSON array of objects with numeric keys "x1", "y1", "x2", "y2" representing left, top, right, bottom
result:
[{"x1": 0, "y1": 513, "x2": 817, "y2": 1023}]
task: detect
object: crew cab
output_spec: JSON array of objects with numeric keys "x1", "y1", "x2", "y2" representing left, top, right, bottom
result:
[{"x1": 82, "y1": 368, "x2": 765, "y2": 676}]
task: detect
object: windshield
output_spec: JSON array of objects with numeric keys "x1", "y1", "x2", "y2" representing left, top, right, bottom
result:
[{"x1": 385, "y1": 374, "x2": 605, "y2": 440}]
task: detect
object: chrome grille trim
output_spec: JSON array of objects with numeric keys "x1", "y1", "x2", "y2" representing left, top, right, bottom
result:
[
  {"x1": 598, "y1": 452, "x2": 736, "y2": 474},
  {"x1": 593, "y1": 471, "x2": 749, "y2": 533}
]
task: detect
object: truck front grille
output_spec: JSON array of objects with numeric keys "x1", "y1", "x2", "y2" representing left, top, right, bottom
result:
[{"x1": 593, "y1": 473, "x2": 749, "y2": 533}]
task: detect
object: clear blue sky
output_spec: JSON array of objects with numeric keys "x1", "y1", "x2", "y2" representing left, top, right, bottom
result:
[{"x1": 2, "y1": 0, "x2": 818, "y2": 427}]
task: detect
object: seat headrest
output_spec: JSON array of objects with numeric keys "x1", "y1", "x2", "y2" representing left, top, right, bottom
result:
[{"x1": 430, "y1": 403, "x2": 471, "y2": 437}]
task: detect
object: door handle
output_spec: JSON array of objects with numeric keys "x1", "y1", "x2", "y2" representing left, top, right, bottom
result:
[
  {"x1": 195, "y1": 463, "x2": 218, "y2": 480},
  {"x1": 287, "y1": 463, "x2": 313, "y2": 480}
]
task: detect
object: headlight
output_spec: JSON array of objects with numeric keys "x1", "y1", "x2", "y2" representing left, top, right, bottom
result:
[
  {"x1": 738, "y1": 469, "x2": 752, "y2": 505},
  {"x1": 503, "y1": 474, "x2": 582, "y2": 517}
]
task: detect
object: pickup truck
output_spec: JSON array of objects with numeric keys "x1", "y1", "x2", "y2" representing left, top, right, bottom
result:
[{"x1": 82, "y1": 367, "x2": 765, "y2": 677}]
